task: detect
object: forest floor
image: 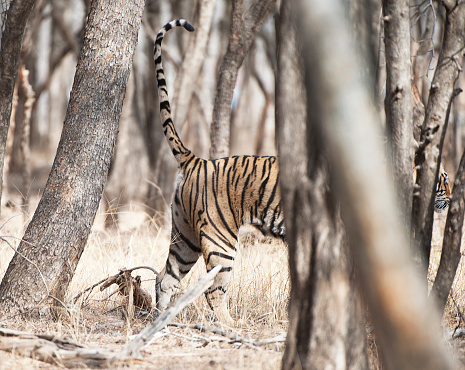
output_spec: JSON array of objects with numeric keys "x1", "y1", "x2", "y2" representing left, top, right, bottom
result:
[
  {"x1": 0, "y1": 188, "x2": 288, "y2": 369},
  {"x1": 0, "y1": 172, "x2": 465, "y2": 368}
]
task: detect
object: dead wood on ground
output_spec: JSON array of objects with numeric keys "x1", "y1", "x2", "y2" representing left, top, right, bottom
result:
[{"x1": 0, "y1": 266, "x2": 221, "y2": 367}]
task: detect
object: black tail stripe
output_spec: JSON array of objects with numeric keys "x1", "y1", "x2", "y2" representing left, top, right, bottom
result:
[{"x1": 154, "y1": 19, "x2": 195, "y2": 166}]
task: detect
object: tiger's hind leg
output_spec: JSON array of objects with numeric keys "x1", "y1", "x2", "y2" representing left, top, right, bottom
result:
[
  {"x1": 156, "y1": 210, "x2": 201, "y2": 312},
  {"x1": 200, "y1": 232, "x2": 238, "y2": 325}
]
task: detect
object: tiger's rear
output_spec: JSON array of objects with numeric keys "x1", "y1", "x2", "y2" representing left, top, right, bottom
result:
[{"x1": 153, "y1": 20, "x2": 284, "y2": 324}]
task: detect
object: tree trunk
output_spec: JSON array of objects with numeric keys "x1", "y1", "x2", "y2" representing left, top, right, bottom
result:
[
  {"x1": 0, "y1": 0, "x2": 145, "y2": 316},
  {"x1": 412, "y1": 1, "x2": 465, "y2": 272},
  {"x1": 0, "y1": 0, "x2": 37, "y2": 215},
  {"x1": 382, "y1": 0, "x2": 413, "y2": 235},
  {"x1": 296, "y1": 0, "x2": 453, "y2": 368},
  {"x1": 278, "y1": 2, "x2": 367, "y2": 369},
  {"x1": 209, "y1": 0, "x2": 276, "y2": 159},
  {"x1": 431, "y1": 148, "x2": 465, "y2": 313}
]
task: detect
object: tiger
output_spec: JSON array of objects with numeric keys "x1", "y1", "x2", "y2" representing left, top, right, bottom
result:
[
  {"x1": 434, "y1": 165, "x2": 451, "y2": 212},
  {"x1": 153, "y1": 20, "x2": 285, "y2": 324}
]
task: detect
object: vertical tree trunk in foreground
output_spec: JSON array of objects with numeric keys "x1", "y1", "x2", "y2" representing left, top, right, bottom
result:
[
  {"x1": 0, "y1": 0, "x2": 37, "y2": 216},
  {"x1": 382, "y1": 0, "x2": 413, "y2": 235},
  {"x1": 209, "y1": 0, "x2": 276, "y2": 159},
  {"x1": 413, "y1": 1, "x2": 465, "y2": 272},
  {"x1": 278, "y1": 2, "x2": 367, "y2": 369},
  {"x1": 295, "y1": 0, "x2": 453, "y2": 369},
  {"x1": 0, "y1": 0, "x2": 145, "y2": 315}
]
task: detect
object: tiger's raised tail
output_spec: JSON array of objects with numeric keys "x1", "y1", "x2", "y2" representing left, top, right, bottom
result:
[{"x1": 154, "y1": 20, "x2": 195, "y2": 166}]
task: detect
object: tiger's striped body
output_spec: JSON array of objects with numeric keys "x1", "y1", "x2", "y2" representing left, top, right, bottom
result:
[
  {"x1": 154, "y1": 20, "x2": 284, "y2": 323},
  {"x1": 435, "y1": 167, "x2": 451, "y2": 213}
]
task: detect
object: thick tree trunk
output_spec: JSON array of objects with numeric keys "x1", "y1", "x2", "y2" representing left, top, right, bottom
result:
[
  {"x1": 296, "y1": 0, "x2": 453, "y2": 369},
  {"x1": 0, "y1": 0, "x2": 145, "y2": 315},
  {"x1": 0, "y1": 0, "x2": 37, "y2": 215},
  {"x1": 278, "y1": 2, "x2": 367, "y2": 369},
  {"x1": 382, "y1": 0, "x2": 413, "y2": 235},
  {"x1": 209, "y1": 0, "x2": 276, "y2": 159},
  {"x1": 412, "y1": 1, "x2": 465, "y2": 272}
]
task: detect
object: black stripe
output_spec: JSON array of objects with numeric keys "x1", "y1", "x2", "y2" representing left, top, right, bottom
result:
[
  {"x1": 206, "y1": 286, "x2": 227, "y2": 295},
  {"x1": 173, "y1": 222, "x2": 202, "y2": 254},
  {"x1": 165, "y1": 260, "x2": 180, "y2": 281},
  {"x1": 162, "y1": 118, "x2": 172, "y2": 129},
  {"x1": 201, "y1": 231, "x2": 230, "y2": 254},
  {"x1": 191, "y1": 160, "x2": 203, "y2": 222},
  {"x1": 160, "y1": 101, "x2": 171, "y2": 112},
  {"x1": 262, "y1": 177, "x2": 279, "y2": 220},
  {"x1": 211, "y1": 165, "x2": 238, "y2": 242},
  {"x1": 240, "y1": 173, "x2": 252, "y2": 223},
  {"x1": 206, "y1": 251, "x2": 234, "y2": 266},
  {"x1": 170, "y1": 249, "x2": 197, "y2": 266},
  {"x1": 226, "y1": 165, "x2": 239, "y2": 229}
]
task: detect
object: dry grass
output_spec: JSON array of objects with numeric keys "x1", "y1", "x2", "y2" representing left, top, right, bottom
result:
[{"x1": 0, "y1": 201, "x2": 289, "y2": 369}]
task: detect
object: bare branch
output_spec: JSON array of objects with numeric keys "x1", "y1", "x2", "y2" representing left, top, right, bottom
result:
[
  {"x1": 0, "y1": 0, "x2": 37, "y2": 213},
  {"x1": 209, "y1": 0, "x2": 276, "y2": 158}
]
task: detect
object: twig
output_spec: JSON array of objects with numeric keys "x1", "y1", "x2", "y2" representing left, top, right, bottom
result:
[
  {"x1": 19, "y1": 67, "x2": 34, "y2": 215},
  {"x1": 0, "y1": 236, "x2": 49, "y2": 296},
  {"x1": 168, "y1": 322, "x2": 286, "y2": 347},
  {"x1": 73, "y1": 265, "x2": 158, "y2": 304}
]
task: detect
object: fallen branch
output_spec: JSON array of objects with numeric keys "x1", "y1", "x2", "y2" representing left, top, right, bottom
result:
[
  {"x1": 168, "y1": 322, "x2": 286, "y2": 347},
  {"x1": 0, "y1": 327, "x2": 120, "y2": 368},
  {"x1": 0, "y1": 266, "x2": 220, "y2": 367}
]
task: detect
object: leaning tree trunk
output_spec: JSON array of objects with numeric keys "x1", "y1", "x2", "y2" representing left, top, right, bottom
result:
[
  {"x1": 0, "y1": 0, "x2": 37, "y2": 216},
  {"x1": 413, "y1": 0, "x2": 465, "y2": 273},
  {"x1": 430, "y1": 148, "x2": 465, "y2": 313},
  {"x1": 209, "y1": 0, "x2": 276, "y2": 159},
  {"x1": 278, "y1": 2, "x2": 367, "y2": 369},
  {"x1": 0, "y1": 0, "x2": 145, "y2": 316},
  {"x1": 295, "y1": 0, "x2": 453, "y2": 369}
]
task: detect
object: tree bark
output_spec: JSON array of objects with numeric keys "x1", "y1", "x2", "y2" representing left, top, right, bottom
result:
[
  {"x1": 0, "y1": 0, "x2": 145, "y2": 315},
  {"x1": 0, "y1": 0, "x2": 37, "y2": 215},
  {"x1": 209, "y1": 0, "x2": 276, "y2": 159},
  {"x1": 412, "y1": 1, "x2": 465, "y2": 272},
  {"x1": 296, "y1": 0, "x2": 453, "y2": 369},
  {"x1": 278, "y1": 2, "x2": 367, "y2": 369},
  {"x1": 382, "y1": 0, "x2": 413, "y2": 235}
]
